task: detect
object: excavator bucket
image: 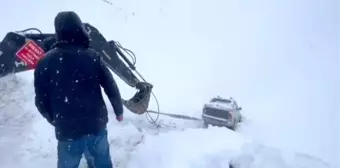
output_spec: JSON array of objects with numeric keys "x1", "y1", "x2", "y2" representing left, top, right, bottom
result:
[{"x1": 122, "y1": 82, "x2": 153, "y2": 115}]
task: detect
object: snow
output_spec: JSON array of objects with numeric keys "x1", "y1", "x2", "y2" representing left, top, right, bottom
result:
[
  {"x1": 0, "y1": 72, "x2": 332, "y2": 168},
  {"x1": 126, "y1": 127, "x2": 247, "y2": 168},
  {"x1": 205, "y1": 102, "x2": 233, "y2": 111},
  {"x1": 204, "y1": 99, "x2": 238, "y2": 111},
  {"x1": 0, "y1": 0, "x2": 339, "y2": 168}
]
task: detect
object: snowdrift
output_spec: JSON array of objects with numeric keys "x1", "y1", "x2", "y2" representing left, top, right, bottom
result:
[{"x1": 0, "y1": 72, "x2": 331, "y2": 168}]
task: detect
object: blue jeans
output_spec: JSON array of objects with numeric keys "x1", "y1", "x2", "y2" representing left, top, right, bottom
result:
[{"x1": 57, "y1": 128, "x2": 113, "y2": 168}]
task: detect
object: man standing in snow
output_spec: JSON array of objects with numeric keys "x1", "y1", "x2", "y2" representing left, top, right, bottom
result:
[{"x1": 34, "y1": 11, "x2": 123, "y2": 168}]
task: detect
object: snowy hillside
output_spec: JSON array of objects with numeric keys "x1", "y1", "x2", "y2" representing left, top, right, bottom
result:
[
  {"x1": 0, "y1": 72, "x2": 332, "y2": 168},
  {"x1": 0, "y1": 0, "x2": 339, "y2": 168}
]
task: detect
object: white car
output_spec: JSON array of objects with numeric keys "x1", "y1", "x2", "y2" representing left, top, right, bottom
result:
[{"x1": 201, "y1": 96, "x2": 243, "y2": 130}]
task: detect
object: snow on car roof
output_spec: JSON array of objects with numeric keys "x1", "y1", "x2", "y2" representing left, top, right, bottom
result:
[{"x1": 205, "y1": 100, "x2": 236, "y2": 111}]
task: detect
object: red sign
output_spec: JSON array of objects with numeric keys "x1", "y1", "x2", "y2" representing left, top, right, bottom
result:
[{"x1": 15, "y1": 40, "x2": 46, "y2": 69}]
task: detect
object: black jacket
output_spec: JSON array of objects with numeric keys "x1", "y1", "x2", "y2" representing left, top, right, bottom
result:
[{"x1": 34, "y1": 11, "x2": 123, "y2": 141}]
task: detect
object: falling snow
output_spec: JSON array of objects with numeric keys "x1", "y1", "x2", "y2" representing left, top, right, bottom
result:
[
  {"x1": 64, "y1": 96, "x2": 68, "y2": 103},
  {"x1": 0, "y1": 0, "x2": 337, "y2": 167}
]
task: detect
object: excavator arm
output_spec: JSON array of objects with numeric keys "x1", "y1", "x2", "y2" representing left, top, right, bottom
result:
[{"x1": 0, "y1": 23, "x2": 153, "y2": 115}]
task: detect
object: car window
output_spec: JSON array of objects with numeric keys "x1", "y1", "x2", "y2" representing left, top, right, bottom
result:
[{"x1": 210, "y1": 98, "x2": 232, "y2": 104}]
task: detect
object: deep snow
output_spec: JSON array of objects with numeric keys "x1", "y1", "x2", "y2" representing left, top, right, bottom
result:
[
  {"x1": 0, "y1": 73, "x2": 332, "y2": 168},
  {"x1": 0, "y1": 0, "x2": 339, "y2": 167}
]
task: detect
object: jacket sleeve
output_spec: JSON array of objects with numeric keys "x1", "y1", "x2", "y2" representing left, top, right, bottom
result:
[
  {"x1": 97, "y1": 55, "x2": 124, "y2": 117},
  {"x1": 34, "y1": 59, "x2": 54, "y2": 125}
]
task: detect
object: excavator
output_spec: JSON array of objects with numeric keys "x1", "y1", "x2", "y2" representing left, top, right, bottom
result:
[
  {"x1": 0, "y1": 23, "x2": 244, "y2": 168},
  {"x1": 0, "y1": 23, "x2": 243, "y2": 129},
  {"x1": 0, "y1": 23, "x2": 155, "y2": 117}
]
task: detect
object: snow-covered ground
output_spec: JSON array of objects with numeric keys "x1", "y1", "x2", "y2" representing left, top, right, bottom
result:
[
  {"x1": 0, "y1": 0, "x2": 339, "y2": 168},
  {"x1": 0, "y1": 73, "x2": 332, "y2": 168}
]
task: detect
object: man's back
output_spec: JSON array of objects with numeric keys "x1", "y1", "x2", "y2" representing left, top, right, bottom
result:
[
  {"x1": 34, "y1": 11, "x2": 123, "y2": 141},
  {"x1": 44, "y1": 47, "x2": 103, "y2": 109},
  {"x1": 39, "y1": 47, "x2": 109, "y2": 139}
]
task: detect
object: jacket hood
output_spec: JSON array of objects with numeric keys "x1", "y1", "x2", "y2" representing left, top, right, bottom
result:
[
  {"x1": 53, "y1": 11, "x2": 90, "y2": 48},
  {"x1": 42, "y1": 36, "x2": 56, "y2": 51}
]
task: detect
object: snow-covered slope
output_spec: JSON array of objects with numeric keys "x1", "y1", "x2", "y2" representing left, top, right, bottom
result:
[{"x1": 0, "y1": 73, "x2": 331, "y2": 168}]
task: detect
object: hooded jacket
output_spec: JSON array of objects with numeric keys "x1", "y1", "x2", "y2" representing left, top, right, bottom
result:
[{"x1": 34, "y1": 11, "x2": 123, "y2": 141}]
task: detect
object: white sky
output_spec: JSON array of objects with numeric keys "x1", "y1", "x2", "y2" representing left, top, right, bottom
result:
[{"x1": 1, "y1": 0, "x2": 339, "y2": 167}]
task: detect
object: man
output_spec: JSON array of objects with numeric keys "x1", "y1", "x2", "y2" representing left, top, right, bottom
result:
[{"x1": 34, "y1": 11, "x2": 123, "y2": 168}]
